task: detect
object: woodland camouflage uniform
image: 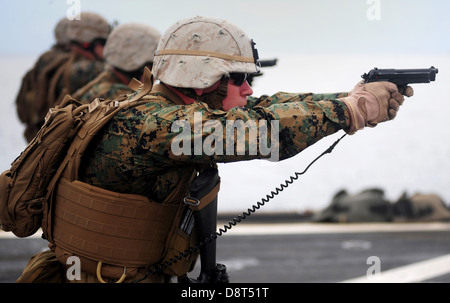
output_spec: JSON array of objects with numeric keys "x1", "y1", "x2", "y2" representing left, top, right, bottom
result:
[{"x1": 79, "y1": 88, "x2": 349, "y2": 203}]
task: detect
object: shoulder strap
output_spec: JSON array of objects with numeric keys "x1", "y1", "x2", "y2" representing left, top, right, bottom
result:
[
  {"x1": 149, "y1": 83, "x2": 185, "y2": 106},
  {"x1": 129, "y1": 67, "x2": 154, "y2": 102},
  {"x1": 128, "y1": 77, "x2": 143, "y2": 92}
]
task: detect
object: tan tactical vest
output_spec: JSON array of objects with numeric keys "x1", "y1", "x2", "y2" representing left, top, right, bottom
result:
[{"x1": 50, "y1": 168, "x2": 198, "y2": 281}]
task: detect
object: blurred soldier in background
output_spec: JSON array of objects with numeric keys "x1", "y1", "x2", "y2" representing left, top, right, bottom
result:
[
  {"x1": 15, "y1": 12, "x2": 111, "y2": 142},
  {"x1": 51, "y1": 11, "x2": 111, "y2": 106},
  {"x1": 15, "y1": 17, "x2": 72, "y2": 142},
  {"x1": 73, "y1": 23, "x2": 161, "y2": 103}
]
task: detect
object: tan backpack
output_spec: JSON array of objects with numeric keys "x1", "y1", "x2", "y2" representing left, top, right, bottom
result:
[{"x1": 0, "y1": 94, "x2": 132, "y2": 237}]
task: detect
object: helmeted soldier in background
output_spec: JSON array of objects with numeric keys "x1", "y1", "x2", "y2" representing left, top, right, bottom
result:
[
  {"x1": 17, "y1": 16, "x2": 413, "y2": 283},
  {"x1": 51, "y1": 11, "x2": 111, "y2": 105},
  {"x1": 74, "y1": 23, "x2": 161, "y2": 103},
  {"x1": 15, "y1": 12, "x2": 111, "y2": 142}
]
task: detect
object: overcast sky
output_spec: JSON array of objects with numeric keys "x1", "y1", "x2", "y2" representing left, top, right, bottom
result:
[{"x1": 0, "y1": 0, "x2": 449, "y2": 56}]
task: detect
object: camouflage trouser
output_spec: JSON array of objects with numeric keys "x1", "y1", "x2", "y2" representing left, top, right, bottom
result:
[{"x1": 16, "y1": 250, "x2": 64, "y2": 283}]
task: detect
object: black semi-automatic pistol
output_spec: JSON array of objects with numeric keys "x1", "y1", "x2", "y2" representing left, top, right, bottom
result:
[{"x1": 362, "y1": 66, "x2": 438, "y2": 87}]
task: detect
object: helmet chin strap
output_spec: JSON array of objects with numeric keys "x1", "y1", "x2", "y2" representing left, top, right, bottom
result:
[
  {"x1": 176, "y1": 76, "x2": 229, "y2": 110},
  {"x1": 196, "y1": 76, "x2": 229, "y2": 110}
]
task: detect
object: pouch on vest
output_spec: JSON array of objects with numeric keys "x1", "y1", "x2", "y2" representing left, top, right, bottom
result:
[{"x1": 161, "y1": 167, "x2": 221, "y2": 277}]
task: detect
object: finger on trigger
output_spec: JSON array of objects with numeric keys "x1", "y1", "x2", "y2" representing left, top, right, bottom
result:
[
  {"x1": 382, "y1": 81, "x2": 398, "y2": 93},
  {"x1": 404, "y1": 86, "x2": 414, "y2": 97}
]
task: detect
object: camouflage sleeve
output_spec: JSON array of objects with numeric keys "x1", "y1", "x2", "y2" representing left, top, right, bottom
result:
[
  {"x1": 139, "y1": 92, "x2": 350, "y2": 164},
  {"x1": 245, "y1": 92, "x2": 349, "y2": 109}
]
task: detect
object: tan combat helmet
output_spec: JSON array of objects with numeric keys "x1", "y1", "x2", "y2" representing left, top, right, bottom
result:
[
  {"x1": 152, "y1": 16, "x2": 260, "y2": 89},
  {"x1": 66, "y1": 11, "x2": 111, "y2": 44},
  {"x1": 54, "y1": 17, "x2": 71, "y2": 46},
  {"x1": 104, "y1": 23, "x2": 161, "y2": 72}
]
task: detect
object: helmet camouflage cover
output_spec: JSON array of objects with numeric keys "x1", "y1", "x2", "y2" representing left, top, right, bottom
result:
[
  {"x1": 152, "y1": 16, "x2": 259, "y2": 89},
  {"x1": 54, "y1": 17, "x2": 71, "y2": 45},
  {"x1": 66, "y1": 11, "x2": 111, "y2": 44},
  {"x1": 104, "y1": 23, "x2": 161, "y2": 72}
]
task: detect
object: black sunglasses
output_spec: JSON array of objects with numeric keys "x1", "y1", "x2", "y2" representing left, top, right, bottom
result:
[
  {"x1": 71, "y1": 38, "x2": 107, "y2": 51},
  {"x1": 229, "y1": 73, "x2": 249, "y2": 86}
]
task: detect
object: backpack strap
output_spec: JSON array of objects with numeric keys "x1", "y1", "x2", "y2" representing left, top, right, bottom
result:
[
  {"x1": 149, "y1": 83, "x2": 186, "y2": 106},
  {"x1": 128, "y1": 77, "x2": 143, "y2": 92},
  {"x1": 129, "y1": 67, "x2": 154, "y2": 102}
]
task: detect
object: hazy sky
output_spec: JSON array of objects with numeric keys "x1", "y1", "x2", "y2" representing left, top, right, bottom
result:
[{"x1": 0, "y1": 0, "x2": 449, "y2": 56}]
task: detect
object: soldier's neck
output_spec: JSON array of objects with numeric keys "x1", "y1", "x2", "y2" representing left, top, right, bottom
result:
[{"x1": 165, "y1": 85, "x2": 196, "y2": 105}]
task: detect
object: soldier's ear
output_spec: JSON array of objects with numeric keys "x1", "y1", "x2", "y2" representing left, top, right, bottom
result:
[{"x1": 193, "y1": 80, "x2": 222, "y2": 96}]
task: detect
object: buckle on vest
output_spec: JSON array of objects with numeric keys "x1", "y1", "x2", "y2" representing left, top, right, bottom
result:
[
  {"x1": 96, "y1": 261, "x2": 127, "y2": 283},
  {"x1": 44, "y1": 108, "x2": 55, "y2": 123},
  {"x1": 105, "y1": 100, "x2": 120, "y2": 115},
  {"x1": 183, "y1": 196, "x2": 200, "y2": 207},
  {"x1": 89, "y1": 98, "x2": 100, "y2": 113}
]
